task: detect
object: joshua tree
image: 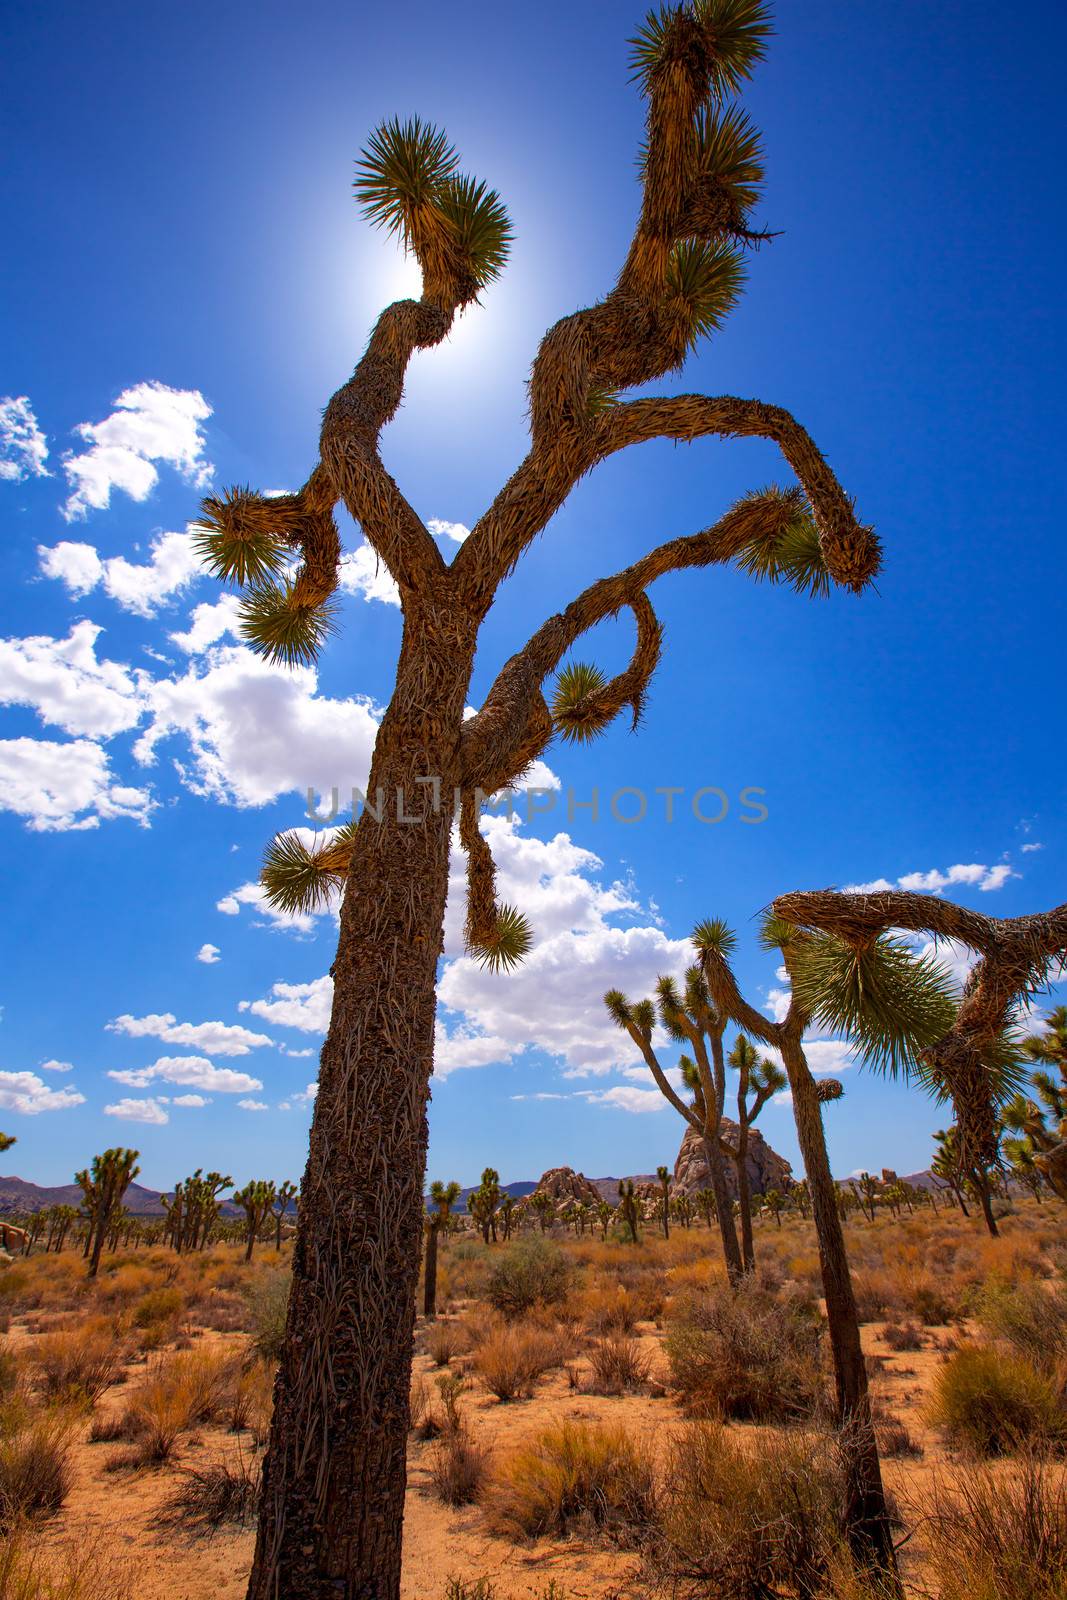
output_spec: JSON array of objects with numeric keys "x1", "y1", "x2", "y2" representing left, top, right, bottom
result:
[
  {"x1": 851, "y1": 1171, "x2": 879, "y2": 1223},
  {"x1": 235, "y1": 1180, "x2": 277, "y2": 1263},
  {"x1": 0, "y1": 1133, "x2": 15, "y2": 1156},
  {"x1": 423, "y1": 1179, "x2": 461, "y2": 1319},
  {"x1": 606, "y1": 965, "x2": 744, "y2": 1281},
  {"x1": 499, "y1": 1193, "x2": 516, "y2": 1241},
  {"x1": 531, "y1": 1191, "x2": 555, "y2": 1234},
  {"x1": 763, "y1": 1186, "x2": 784, "y2": 1226},
  {"x1": 656, "y1": 1164, "x2": 671, "y2": 1239},
  {"x1": 617, "y1": 1180, "x2": 641, "y2": 1245},
  {"x1": 1002, "y1": 1006, "x2": 1067, "y2": 1200},
  {"x1": 596, "y1": 1199, "x2": 613, "y2": 1240},
  {"x1": 694, "y1": 1187, "x2": 717, "y2": 1230},
  {"x1": 76, "y1": 1149, "x2": 140, "y2": 1280},
  {"x1": 931, "y1": 1123, "x2": 1002, "y2": 1234},
  {"x1": 467, "y1": 1167, "x2": 501, "y2": 1244},
  {"x1": 200, "y1": 7, "x2": 882, "y2": 1589},
  {"x1": 726, "y1": 1032, "x2": 785, "y2": 1268}
]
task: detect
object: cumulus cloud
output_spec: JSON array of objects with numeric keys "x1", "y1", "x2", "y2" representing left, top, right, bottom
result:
[
  {"x1": 0, "y1": 621, "x2": 145, "y2": 739},
  {"x1": 104, "y1": 1096, "x2": 169, "y2": 1125},
  {"x1": 277, "y1": 1082, "x2": 318, "y2": 1111},
  {"x1": 106, "y1": 1055, "x2": 263, "y2": 1093},
  {"x1": 0, "y1": 1070, "x2": 85, "y2": 1114},
  {"x1": 0, "y1": 736, "x2": 154, "y2": 831},
  {"x1": 238, "y1": 1098, "x2": 269, "y2": 1112},
  {"x1": 61, "y1": 382, "x2": 213, "y2": 520},
  {"x1": 339, "y1": 544, "x2": 400, "y2": 607},
  {"x1": 241, "y1": 977, "x2": 333, "y2": 1033},
  {"x1": 169, "y1": 595, "x2": 243, "y2": 654},
  {"x1": 217, "y1": 881, "x2": 321, "y2": 936},
  {"x1": 578, "y1": 1085, "x2": 668, "y2": 1114},
  {"x1": 39, "y1": 1060, "x2": 74, "y2": 1073},
  {"x1": 845, "y1": 861, "x2": 1018, "y2": 895},
  {"x1": 171, "y1": 1093, "x2": 210, "y2": 1107},
  {"x1": 0, "y1": 396, "x2": 49, "y2": 482},
  {"x1": 106, "y1": 1013, "x2": 272, "y2": 1056},
  {"x1": 427, "y1": 518, "x2": 470, "y2": 544},
  {"x1": 196, "y1": 943, "x2": 220, "y2": 964},
  {"x1": 39, "y1": 529, "x2": 204, "y2": 617}
]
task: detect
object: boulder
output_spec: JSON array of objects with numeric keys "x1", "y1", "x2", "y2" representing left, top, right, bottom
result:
[
  {"x1": 672, "y1": 1120, "x2": 793, "y2": 1201},
  {"x1": 530, "y1": 1166, "x2": 603, "y2": 1212}
]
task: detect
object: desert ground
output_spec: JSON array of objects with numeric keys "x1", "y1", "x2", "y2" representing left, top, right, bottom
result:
[{"x1": 0, "y1": 1190, "x2": 1064, "y2": 1599}]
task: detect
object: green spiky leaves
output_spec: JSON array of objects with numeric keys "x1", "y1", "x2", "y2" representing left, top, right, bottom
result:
[
  {"x1": 261, "y1": 825, "x2": 356, "y2": 917},
  {"x1": 468, "y1": 903, "x2": 534, "y2": 973},
  {"x1": 734, "y1": 487, "x2": 832, "y2": 598},
  {"x1": 665, "y1": 239, "x2": 746, "y2": 350},
  {"x1": 192, "y1": 487, "x2": 291, "y2": 589},
  {"x1": 694, "y1": 103, "x2": 764, "y2": 216},
  {"x1": 604, "y1": 988, "x2": 634, "y2": 1029},
  {"x1": 552, "y1": 661, "x2": 614, "y2": 744},
  {"x1": 239, "y1": 579, "x2": 339, "y2": 668},
  {"x1": 630, "y1": 0, "x2": 771, "y2": 100},
  {"x1": 758, "y1": 911, "x2": 802, "y2": 952},
  {"x1": 692, "y1": 917, "x2": 738, "y2": 959},
  {"x1": 790, "y1": 933, "x2": 960, "y2": 1082},
  {"x1": 354, "y1": 116, "x2": 511, "y2": 295}
]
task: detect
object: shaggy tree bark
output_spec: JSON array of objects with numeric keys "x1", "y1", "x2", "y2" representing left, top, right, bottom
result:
[{"x1": 194, "y1": 11, "x2": 884, "y2": 1595}]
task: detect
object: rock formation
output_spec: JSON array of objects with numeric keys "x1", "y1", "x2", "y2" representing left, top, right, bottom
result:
[
  {"x1": 672, "y1": 1120, "x2": 793, "y2": 1201},
  {"x1": 530, "y1": 1167, "x2": 603, "y2": 1213}
]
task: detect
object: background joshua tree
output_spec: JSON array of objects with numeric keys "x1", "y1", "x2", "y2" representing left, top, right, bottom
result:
[
  {"x1": 423, "y1": 1179, "x2": 461, "y2": 1319},
  {"x1": 196, "y1": 5, "x2": 882, "y2": 1592},
  {"x1": 0, "y1": 1133, "x2": 14, "y2": 1156},
  {"x1": 727, "y1": 1032, "x2": 785, "y2": 1268},
  {"x1": 930, "y1": 1121, "x2": 1001, "y2": 1235},
  {"x1": 467, "y1": 1167, "x2": 501, "y2": 1244},
  {"x1": 76, "y1": 1148, "x2": 140, "y2": 1281},
  {"x1": 851, "y1": 1171, "x2": 880, "y2": 1223},
  {"x1": 655, "y1": 1164, "x2": 671, "y2": 1238},
  {"x1": 1002, "y1": 1004, "x2": 1067, "y2": 1199},
  {"x1": 272, "y1": 1181, "x2": 299, "y2": 1251},
  {"x1": 532, "y1": 1191, "x2": 555, "y2": 1234},
  {"x1": 234, "y1": 1180, "x2": 277, "y2": 1263},
  {"x1": 762, "y1": 1186, "x2": 784, "y2": 1226},
  {"x1": 617, "y1": 1180, "x2": 641, "y2": 1244},
  {"x1": 605, "y1": 962, "x2": 744, "y2": 1281}
]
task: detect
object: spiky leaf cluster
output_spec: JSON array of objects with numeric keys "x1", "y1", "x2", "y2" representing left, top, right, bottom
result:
[
  {"x1": 239, "y1": 580, "x2": 339, "y2": 668},
  {"x1": 692, "y1": 917, "x2": 738, "y2": 959},
  {"x1": 630, "y1": 0, "x2": 771, "y2": 99},
  {"x1": 734, "y1": 490, "x2": 831, "y2": 598},
  {"x1": 468, "y1": 903, "x2": 533, "y2": 973},
  {"x1": 192, "y1": 488, "x2": 290, "y2": 589},
  {"x1": 261, "y1": 825, "x2": 355, "y2": 917},
  {"x1": 551, "y1": 661, "x2": 614, "y2": 744},
  {"x1": 693, "y1": 103, "x2": 764, "y2": 214},
  {"x1": 665, "y1": 239, "x2": 746, "y2": 349}
]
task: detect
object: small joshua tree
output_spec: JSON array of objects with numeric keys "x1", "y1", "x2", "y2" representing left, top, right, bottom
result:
[
  {"x1": 424, "y1": 1179, "x2": 461, "y2": 1319},
  {"x1": 726, "y1": 1033, "x2": 785, "y2": 1268},
  {"x1": 597, "y1": 1199, "x2": 613, "y2": 1240},
  {"x1": 618, "y1": 1180, "x2": 640, "y2": 1244},
  {"x1": 851, "y1": 1171, "x2": 880, "y2": 1223},
  {"x1": 656, "y1": 1164, "x2": 671, "y2": 1239},
  {"x1": 763, "y1": 1186, "x2": 783, "y2": 1227},
  {"x1": 234, "y1": 1180, "x2": 277, "y2": 1263},
  {"x1": 1002, "y1": 1005, "x2": 1067, "y2": 1200},
  {"x1": 606, "y1": 962, "x2": 744, "y2": 1281},
  {"x1": 467, "y1": 1167, "x2": 501, "y2": 1244},
  {"x1": 273, "y1": 1181, "x2": 299, "y2": 1251},
  {"x1": 76, "y1": 1148, "x2": 140, "y2": 1280},
  {"x1": 201, "y1": 6, "x2": 883, "y2": 1588},
  {"x1": 531, "y1": 1191, "x2": 555, "y2": 1234}
]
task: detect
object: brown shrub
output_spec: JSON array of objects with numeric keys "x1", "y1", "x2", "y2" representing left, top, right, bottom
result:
[
  {"x1": 0, "y1": 1415, "x2": 73, "y2": 1524},
  {"x1": 929, "y1": 1343, "x2": 1067, "y2": 1455},
  {"x1": 881, "y1": 1321, "x2": 924, "y2": 1351},
  {"x1": 0, "y1": 1528, "x2": 133, "y2": 1600},
  {"x1": 665, "y1": 1278, "x2": 827, "y2": 1422},
  {"x1": 585, "y1": 1336, "x2": 653, "y2": 1396},
  {"x1": 426, "y1": 1319, "x2": 469, "y2": 1367},
  {"x1": 474, "y1": 1322, "x2": 570, "y2": 1402},
  {"x1": 30, "y1": 1320, "x2": 124, "y2": 1404},
  {"x1": 429, "y1": 1428, "x2": 491, "y2": 1506},
  {"x1": 485, "y1": 1418, "x2": 654, "y2": 1542},
  {"x1": 919, "y1": 1453, "x2": 1067, "y2": 1600},
  {"x1": 154, "y1": 1449, "x2": 260, "y2": 1530}
]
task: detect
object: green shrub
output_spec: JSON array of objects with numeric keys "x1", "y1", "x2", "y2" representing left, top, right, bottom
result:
[
  {"x1": 973, "y1": 1277, "x2": 1067, "y2": 1374},
  {"x1": 929, "y1": 1344, "x2": 1066, "y2": 1454},
  {"x1": 132, "y1": 1286, "x2": 183, "y2": 1329},
  {"x1": 483, "y1": 1239, "x2": 571, "y2": 1320},
  {"x1": 244, "y1": 1269, "x2": 290, "y2": 1362}
]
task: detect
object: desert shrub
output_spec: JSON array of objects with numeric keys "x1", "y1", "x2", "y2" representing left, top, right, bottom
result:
[
  {"x1": 244, "y1": 1268, "x2": 290, "y2": 1362},
  {"x1": 929, "y1": 1343, "x2": 1067, "y2": 1455},
  {"x1": 648, "y1": 1421, "x2": 845, "y2": 1600},
  {"x1": 192, "y1": 1291, "x2": 247, "y2": 1333},
  {"x1": 575, "y1": 1284, "x2": 639, "y2": 1334},
  {"x1": 665, "y1": 1278, "x2": 827, "y2": 1422},
  {"x1": 881, "y1": 1321, "x2": 923, "y2": 1351},
  {"x1": 0, "y1": 1341, "x2": 20, "y2": 1397},
  {"x1": 974, "y1": 1277, "x2": 1067, "y2": 1373},
  {"x1": 410, "y1": 1373, "x2": 430, "y2": 1433},
  {"x1": 485, "y1": 1419, "x2": 654, "y2": 1541},
  {"x1": 0, "y1": 1416, "x2": 72, "y2": 1524},
  {"x1": 905, "y1": 1275, "x2": 959, "y2": 1325},
  {"x1": 227, "y1": 1356, "x2": 275, "y2": 1439},
  {"x1": 586, "y1": 1336, "x2": 653, "y2": 1395},
  {"x1": 429, "y1": 1428, "x2": 491, "y2": 1506},
  {"x1": 154, "y1": 1451, "x2": 260, "y2": 1530},
  {"x1": 31, "y1": 1321, "x2": 123, "y2": 1404},
  {"x1": 874, "y1": 1411, "x2": 923, "y2": 1458},
  {"x1": 131, "y1": 1286, "x2": 183, "y2": 1330},
  {"x1": 0, "y1": 1529, "x2": 133, "y2": 1600},
  {"x1": 442, "y1": 1581, "x2": 496, "y2": 1600},
  {"x1": 120, "y1": 1348, "x2": 232, "y2": 1464},
  {"x1": 0, "y1": 1269, "x2": 38, "y2": 1311},
  {"x1": 474, "y1": 1322, "x2": 566, "y2": 1402},
  {"x1": 426, "y1": 1319, "x2": 468, "y2": 1367},
  {"x1": 849, "y1": 1272, "x2": 898, "y2": 1323},
  {"x1": 920, "y1": 1453, "x2": 1067, "y2": 1600},
  {"x1": 484, "y1": 1239, "x2": 571, "y2": 1320}
]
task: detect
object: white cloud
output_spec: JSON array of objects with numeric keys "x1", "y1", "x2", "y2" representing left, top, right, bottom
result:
[
  {"x1": 0, "y1": 1070, "x2": 85, "y2": 1115},
  {"x1": 845, "y1": 861, "x2": 1018, "y2": 895},
  {"x1": 339, "y1": 544, "x2": 400, "y2": 607},
  {"x1": 169, "y1": 595, "x2": 243, "y2": 654},
  {"x1": 61, "y1": 382, "x2": 213, "y2": 520},
  {"x1": 39, "y1": 529, "x2": 204, "y2": 617},
  {"x1": 282, "y1": 1047, "x2": 314, "y2": 1059},
  {"x1": 106, "y1": 1012, "x2": 272, "y2": 1056},
  {"x1": 0, "y1": 397, "x2": 49, "y2": 482},
  {"x1": 0, "y1": 621, "x2": 145, "y2": 739},
  {"x1": 135, "y1": 645, "x2": 379, "y2": 808},
  {"x1": 39, "y1": 1059, "x2": 74, "y2": 1073},
  {"x1": 104, "y1": 1096, "x2": 169, "y2": 1125},
  {"x1": 278, "y1": 1082, "x2": 317, "y2": 1111},
  {"x1": 171, "y1": 1093, "x2": 210, "y2": 1107},
  {"x1": 106, "y1": 1055, "x2": 263, "y2": 1093},
  {"x1": 242, "y1": 977, "x2": 333, "y2": 1033},
  {"x1": 0, "y1": 736, "x2": 154, "y2": 831},
  {"x1": 1021, "y1": 842, "x2": 1044, "y2": 854},
  {"x1": 238, "y1": 1098, "x2": 269, "y2": 1111},
  {"x1": 217, "y1": 881, "x2": 320, "y2": 936},
  {"x1": 196, "y1": 943, "x2": 220, "y2": 964},
  {"x1": 427, "y1": 518, "x2": 470, "y2": 544},
  {"x1": 579, "y1": 1084, "x2": 668, "y2": 1114}
]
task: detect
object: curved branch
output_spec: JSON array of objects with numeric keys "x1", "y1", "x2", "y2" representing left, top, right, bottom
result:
[{"x1": 700, "y1": 946, "x2": 782, "y2": 1047}]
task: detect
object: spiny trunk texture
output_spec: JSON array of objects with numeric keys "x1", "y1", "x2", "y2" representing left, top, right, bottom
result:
[
  {"x1": 423, "y1": 1221, "x2": 439, "y2": 1320},
  {"x1": 735, "y1": 1123, "x2": 755, "y2": 1272},
  {"x1": 702, "y1": 1135, "x2": 743, "y2": 1284},
  {"x1": 781, "y1": 1041, "x2": 900, "y2": 1591},
  {"x1": 247, "y1": 624, "x2": 471, "y2": 1600}
]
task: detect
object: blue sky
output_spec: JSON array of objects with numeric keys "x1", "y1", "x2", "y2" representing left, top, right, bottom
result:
[{"x1": 1, "y1": 0, "x2": 1064, "y2": 1193}]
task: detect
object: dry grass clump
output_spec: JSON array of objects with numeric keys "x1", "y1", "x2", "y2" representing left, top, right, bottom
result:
[
  {"x1": 243, "y1": 1268, "x2": 290, "y2": 1362},
  {"x1": 473, "y1": 1320, "x2": 570, "y2": 1402},
  {"x1": 0, "y1": 1528, "x2": 133, "y2": 1600},
  {"x1": 429, "y1": 1428, "x2": 492, "y2": 1507},
  {"x1": 665, "y1": 1277, "x2": 827, "y2": 1422},
  {"x1": 485, "y1": 1418, "x2": 654, "y2": 1542},
  {"x1": 0, "y1": 1414, "x2": 73, "y2": 1524},
  {"x1": 918, "y1": 1453, "x2": 1067, "y2": 1600},
  {"x1": 929, "y1": 1343, "x2": 1067, "y2": 1455},
  {"x1": 585, "y1": 1335, "x2": 654, "y2": 1395},
  {"x1": 115, "y1": 1347, "x2": 234, "y2": 1465},
  {"x1": 647, "y1": 1421, "x2": 847, "y2": 1599},
  {"x1": 131, "y1": 1286, "x2": 184, "y2": 1331},
  {"x1": 227, "y1": 1356, "x2": 275, "y2": 1441},
  {"x1": 30, "y1": 1319, "x2": 124, "y2": 1405},
  {"x1": 881, "y1": 1321, "x2": 924, "y2": 1351},
  {"x1": 483, "y1": 1239, "x2": 572, "y2": 1320},
  {"x1": 973, "y1": 1276, "x2": 1067, "y2": 1372},
  {"x1": 154, "y1": 1449, "x2": 261, "y2": 1531},
  {"x1": 425, "y1": 1319, "x2": 469, "y2": 1368},
  {"x1": 873, "y1": 1408, "x2": 923, "y2": 1458},
  {"x1": 571, "y1": 1283, "x2": 639, "y2": 1335}
]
